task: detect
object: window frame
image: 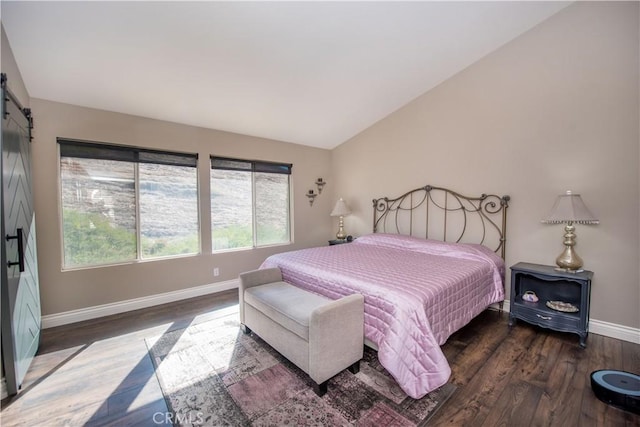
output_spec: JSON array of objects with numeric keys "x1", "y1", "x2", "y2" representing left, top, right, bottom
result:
[
  {"x1": 210, "y1": 156, "x2": 293, "y2": 252},
  {"x1": 57, "y1": 138, "x2": 201, "y2": 270}
]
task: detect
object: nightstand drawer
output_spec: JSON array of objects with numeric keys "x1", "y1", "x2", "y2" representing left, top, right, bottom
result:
[{"x1": 512, "y1": 301, "x2": 581, "y2": 330}]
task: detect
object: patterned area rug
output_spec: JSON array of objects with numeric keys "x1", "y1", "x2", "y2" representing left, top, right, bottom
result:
[{"x1": 146, "y1": 314, "x2": 455, "y2": 426}]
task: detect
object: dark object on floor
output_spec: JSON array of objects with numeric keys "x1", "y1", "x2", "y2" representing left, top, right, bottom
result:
[{"x1": 590, "y1": 369, "x2": 640, "y2": 414}]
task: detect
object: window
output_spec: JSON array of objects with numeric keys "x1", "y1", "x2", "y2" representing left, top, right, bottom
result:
[
  {"x1": 59, "y1": 139, "x2": 199, "y2": 269},
  {"x1": 211, "y1": 157, "x2": 292, "y2": 250}
]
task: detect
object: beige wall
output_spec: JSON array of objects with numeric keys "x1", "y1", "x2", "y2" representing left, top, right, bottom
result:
[
  {"x1": 1, "y1": 24, "x2": 29, "y2": 109},
  {"x1": 30, "y1": 99, "x2": 334, "y2": 315},
  {"x1": 5, "y1": 3, "x2": 640, "y2": 330},
  {"x1": 332, "y1": 2, "x2": 640, "y2": 329}
]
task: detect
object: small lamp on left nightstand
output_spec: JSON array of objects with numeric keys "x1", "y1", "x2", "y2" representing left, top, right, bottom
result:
[{"x1": 330, "y1": 198, "x2": 351, "y2": 240}]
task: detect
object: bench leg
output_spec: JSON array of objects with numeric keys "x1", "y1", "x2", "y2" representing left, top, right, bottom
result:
[
  {"x1": 347, "y1": 360, "x2": 360, "y2": 375},
  {"x1": 240, "y1": 324, "x2": 252, "y2": 335},
  {"x1": 313, "y1": 381, "x2": 328, "y2": 397}
]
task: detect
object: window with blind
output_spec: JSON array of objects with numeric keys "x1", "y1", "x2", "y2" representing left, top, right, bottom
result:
[
  {"x1": 211, "y1": 156, "x2": 292, "y2": 251},
  {"x1": 58, "y1": 139, "x2": 199, "y2": 269}
]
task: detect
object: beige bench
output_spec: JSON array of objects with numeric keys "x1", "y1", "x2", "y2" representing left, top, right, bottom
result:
[{"x1": 239, "y1": 267, "x2": 364, "y2": 396}]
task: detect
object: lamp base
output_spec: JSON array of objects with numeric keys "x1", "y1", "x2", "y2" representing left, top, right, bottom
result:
[
  {"x1": 555, "y1": 249, "x2": 584, "y2": 271},
  {"x1": 336, "y1": 215, "x2": 346, "y2": 240},
  {"x1": 554, "y1": 267, "x2": 585, "y2": 274},
  {"x1": 555, "y1": 222, "x2": 584, "y2": 271}
]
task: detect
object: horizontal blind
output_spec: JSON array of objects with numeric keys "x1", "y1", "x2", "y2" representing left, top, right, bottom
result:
[
  {"x1": 58, "y1": 138, "x2": 198, "y2": 167},
  {"x1": 211, "y1": 156, "x2": 292, "y2": 175}
]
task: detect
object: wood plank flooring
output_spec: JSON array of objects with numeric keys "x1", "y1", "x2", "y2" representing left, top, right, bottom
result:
[{"x1": 1, "y1": 290, "x2": 638, "y2": 426}]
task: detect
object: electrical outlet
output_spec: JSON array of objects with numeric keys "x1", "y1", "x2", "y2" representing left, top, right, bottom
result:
[{"x1": 213, "y1": 267, "x2": 220, "y2": 277}]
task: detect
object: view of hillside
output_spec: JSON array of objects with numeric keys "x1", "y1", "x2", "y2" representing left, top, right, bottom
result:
[
  {"x1": 61, "y1": 159, "x2": 198, "y2": 267},
  {"x1": 211, "y1": 170, "x2": 290, "y2": 250},
  {"x1": 60, "y1": 158, "x2": 289, "y2": 268}
]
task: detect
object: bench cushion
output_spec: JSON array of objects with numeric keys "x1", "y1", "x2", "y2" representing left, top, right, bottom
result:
[{"x1": 244, "y1": 282, "x2": 331, "y2": 340}]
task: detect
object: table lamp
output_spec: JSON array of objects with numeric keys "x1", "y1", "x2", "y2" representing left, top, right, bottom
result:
[
  {"x1": 330, "y1": 198, "x2": 351, "y2": 240},
  {"x1": 541, "y1": 190, "x2": 599, "y2": 271}
]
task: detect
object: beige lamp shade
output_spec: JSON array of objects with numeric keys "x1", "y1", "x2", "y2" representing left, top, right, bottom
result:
[
  {"x1": 541, "y1": 190, "x2": 599, "y2": 225},
  {"x1": 330, "y1": 198, "x2": 352, "y2": 217}
]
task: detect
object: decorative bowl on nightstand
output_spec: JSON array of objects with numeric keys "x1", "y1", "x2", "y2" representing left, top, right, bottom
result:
[
  {"x1": 546, "y1": 300, "x2": 579, "y2": 313},
  {"x1": 522, "y1": 291, "x2": 539, "y2": 302}
]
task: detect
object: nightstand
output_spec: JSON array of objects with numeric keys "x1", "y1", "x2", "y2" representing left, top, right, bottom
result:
[
  {"x1": 328, "y1": 239, "x2": 351, "y2": 245},
  {"x1": 509, "y1": 262, "x2": 593, "y2": 348}
]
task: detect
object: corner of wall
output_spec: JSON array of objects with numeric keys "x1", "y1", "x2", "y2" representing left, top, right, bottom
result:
[{"x1": 1, "y1": 24, "x2": 30, "y2": 107}]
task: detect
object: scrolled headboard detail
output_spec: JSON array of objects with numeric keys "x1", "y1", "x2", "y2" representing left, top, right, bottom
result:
[{"x1": 373, "y1": 185, "x2": 510, "y2": 259}]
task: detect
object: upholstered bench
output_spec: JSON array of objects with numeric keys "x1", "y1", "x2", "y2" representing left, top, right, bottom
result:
[{"x1": 239, "y1": 267, "x2": 364, "y2": 396}]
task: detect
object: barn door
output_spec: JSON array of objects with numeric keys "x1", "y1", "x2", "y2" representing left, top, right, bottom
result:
[{"x1": 1, "y1": 73, "x2": 41, "y2": 396}]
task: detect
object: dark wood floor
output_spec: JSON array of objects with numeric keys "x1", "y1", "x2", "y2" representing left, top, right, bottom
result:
[{"x1": 1, "y1": 290, "x2": 638, "y2": 426}]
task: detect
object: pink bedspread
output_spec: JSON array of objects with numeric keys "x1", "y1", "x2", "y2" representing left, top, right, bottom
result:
[{"x1": 260, "y1": 233, "x2": 504, "y2": 399}]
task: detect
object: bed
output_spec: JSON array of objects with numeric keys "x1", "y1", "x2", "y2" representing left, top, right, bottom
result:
[{"x1": 261, "y1": 185, "x2": 510, "y2": 399}]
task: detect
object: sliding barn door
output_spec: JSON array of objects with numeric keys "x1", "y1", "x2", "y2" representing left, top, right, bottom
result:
[{"x1": 1, "y1": 74, "x2": 41, "y2": 396}]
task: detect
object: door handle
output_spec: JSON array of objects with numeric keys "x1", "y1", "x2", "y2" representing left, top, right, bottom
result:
[{"x1": 6, "y1": 228, "x2": 25, "y2": 272}]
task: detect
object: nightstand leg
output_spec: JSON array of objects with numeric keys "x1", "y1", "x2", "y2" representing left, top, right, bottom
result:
[
  {"x1": 508, "y1": 315, "x2": 516, "y2": 327},
  {"x1": 579, "y1": 333, "x2": 588, "y2": 348}
]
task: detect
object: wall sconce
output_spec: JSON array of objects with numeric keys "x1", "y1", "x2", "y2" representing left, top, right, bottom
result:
[
  {"x1": 315, "y1": 178, "x2": 326, "y2": 194},
  {"x1": 306, "y1": 189, "x2": 317, "y2": 206}
]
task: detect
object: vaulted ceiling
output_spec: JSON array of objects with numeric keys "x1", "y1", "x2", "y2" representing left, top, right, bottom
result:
[{"x1": 1, "y1": 1, "x2": 569, "y2": 149}]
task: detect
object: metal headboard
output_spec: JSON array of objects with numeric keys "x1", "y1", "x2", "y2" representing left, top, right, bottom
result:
[{"x1": 372, "y1": 185, "x2": 510, "y2": 259}]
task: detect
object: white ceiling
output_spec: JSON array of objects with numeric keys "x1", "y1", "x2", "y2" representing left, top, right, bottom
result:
[{"x1": 1, "y1": 1, "x2": 569, "y2": 149}]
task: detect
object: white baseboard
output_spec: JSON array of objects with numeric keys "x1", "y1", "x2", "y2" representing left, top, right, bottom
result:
[
  {"x1": 496, "y1": 300, "x2": 639, "y2": 344},
  {"x1": 589, "y1": 319, "x2": 640, "y2": 344},
  {"x1": 41, "y1": 279, "x2": 239, "y2": 329},
  {"x1": 42, "y1": 285, "x2": 639, "y2": 345}
]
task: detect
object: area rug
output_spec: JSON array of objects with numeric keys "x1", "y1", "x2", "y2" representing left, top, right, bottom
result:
[{"x1": 146, "y1": 314, "x2": 455, "y2": 426}]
